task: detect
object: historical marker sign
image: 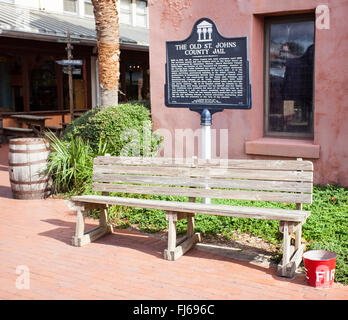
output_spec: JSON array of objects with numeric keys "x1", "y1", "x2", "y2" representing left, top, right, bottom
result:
[{"x1": 165, "y1": 18, "x2": 252, "y2": 111}]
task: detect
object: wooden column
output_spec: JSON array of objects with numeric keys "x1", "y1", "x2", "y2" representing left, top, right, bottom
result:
[
  {"x1": 55, "y1": 62, "x2": 64, "y2": 110},
  {"x1": 120, "y1": 56, "x2": 127, "y2": 101},
  {"x1": 142, "y1": 59, "x2": 149, "y2": 100},
  {"x1": 83, "y1": 57, "x2": 88, "y2": 109},
  {"x1": 22, "y1": 56, "x2": 30, "y2": 112}
]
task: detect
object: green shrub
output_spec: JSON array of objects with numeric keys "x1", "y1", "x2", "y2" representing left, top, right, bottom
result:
[
  {"x1": 62, "y1": 102, "x2": 161, "y2": 156},
  {"x1": 303, "y1": 185, "x2": 348, "y2": 285},
  {"x1": 46, "y1": 102, "x2": 162, "y2": 195}
]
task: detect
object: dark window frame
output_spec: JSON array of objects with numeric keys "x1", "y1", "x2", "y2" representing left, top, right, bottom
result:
[{"x1": 264, "y1": 14, "x2": 316, "y2": 139}]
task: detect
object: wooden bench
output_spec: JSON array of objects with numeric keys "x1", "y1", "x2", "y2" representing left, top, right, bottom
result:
[
  {"x1": 69, "y1": 156, "x2": 313, "y2": 278},
  {"x1": 2, "y1": 127, "x2": 35, "y2": 142}
]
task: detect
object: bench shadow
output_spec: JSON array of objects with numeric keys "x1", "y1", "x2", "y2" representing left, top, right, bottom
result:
[
  {"x1": 38, "y1": 219, "x2": 97, "y2": 245},
  {"x1": 39, "y1": 219, "x2": 165, "y2": 258},
  {"x1": 38, "y1": 218, "x2": 295, "y2": 282}
]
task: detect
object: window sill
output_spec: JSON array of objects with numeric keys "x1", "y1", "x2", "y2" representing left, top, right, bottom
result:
[{"x1": 245, "y1": 137, "x2": 320, "y2": 159}]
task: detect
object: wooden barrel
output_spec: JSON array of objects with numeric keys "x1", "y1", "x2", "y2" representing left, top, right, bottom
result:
[{"x1": 9, "y1": 138, "x2": 51, "y2": 199}]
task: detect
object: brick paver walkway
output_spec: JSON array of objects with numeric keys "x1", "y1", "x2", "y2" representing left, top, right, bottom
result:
[{"x1": 0, "y1": 144, "x2": 347, "y2": 300}]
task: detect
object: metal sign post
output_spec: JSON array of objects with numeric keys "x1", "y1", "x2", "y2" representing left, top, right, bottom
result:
[
  {"x1": 201, "y1": 109, "x2": 212, "y2": 204},
  {"x1": 56, "y1": 30, "x2": 83, "y2": 121},
  {"x1": 66, "y1": 30, "x2": 74, "y2": 121}
]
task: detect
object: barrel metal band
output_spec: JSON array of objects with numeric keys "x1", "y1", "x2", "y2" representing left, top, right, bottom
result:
[
  {"x1": 12, "y1": 189, "x2": 50, "y2": 195},
  {"x1": 10, "y1": 140, "x2": 48, "y2": 145},
  {"x1": 9, "y1": 159, "x2": 48, "y2": 167},
  {"x1": 10, "y1": 178, "x2": 49, "y2": 185},
  {"x1": 9, "y1": 148, "x2": 49, "y2": 154}
]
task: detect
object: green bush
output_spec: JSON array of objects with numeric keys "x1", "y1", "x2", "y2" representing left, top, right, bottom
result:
[
  {"x1": 46, "y1": 102, "x2": 162, "y2": 195},
  {"x1": 303, "y1": 185, "x2": 348, "y2": 284},
  {"x1": 62, "y1": 102, "x2": 161, "y2": 156}
]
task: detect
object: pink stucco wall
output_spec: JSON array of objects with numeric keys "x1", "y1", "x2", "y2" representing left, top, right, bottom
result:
[{"x1": 149, "y1": 0, "x2": 348, "y2": 186}]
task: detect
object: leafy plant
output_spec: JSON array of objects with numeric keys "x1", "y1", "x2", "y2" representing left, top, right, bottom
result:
[
  {"x1": 62, "y1": 102, "x2": 161, "y2": 156},
  {"x1": 46, "y1": 102, "x2": 162, "y2": 196},
  {"x1": 45, "y1": 131, "x2": 110, "y2": 195}
]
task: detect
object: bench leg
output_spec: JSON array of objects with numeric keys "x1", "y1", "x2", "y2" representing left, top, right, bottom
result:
[
  {"x1": 277, "y1": 221, "x2": 305, "y2": 278},
  {"x1": 72, "y1": 209, "x2": 85, "y2": 246},
  {"x1": 187, "y1": 213, "x2": 195, "y2": 238},
  {"x1": 71, "y1": 203, "x2": 113, "y2": 247},
  {"x1": 163, "y1": 211, "x2": 201, "y2": 261}
]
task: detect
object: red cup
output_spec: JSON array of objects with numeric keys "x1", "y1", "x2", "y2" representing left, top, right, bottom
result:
[{"x1": 303, "y1": 250, "x2": 337, "y2": 288}]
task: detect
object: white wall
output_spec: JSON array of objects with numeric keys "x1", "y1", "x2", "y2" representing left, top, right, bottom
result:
[
  {"x1": 2, "y1": 0, "x2": 89, "y2": 17},
  {"x1": 13, "y1": 0, "x2": 40, "y2": 9},
  {"x1": 2, "y1": 0, "x2": 148, "y2": 26},
  {"x1": 39, "y1": 0, "x2": 63, "y2": 13}
]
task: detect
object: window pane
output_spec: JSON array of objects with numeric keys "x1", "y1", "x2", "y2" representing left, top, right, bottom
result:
[
  {"x1": 267, "y1": 19, "x2": 315, "y2": 136},
  {"x1": 120, "y1": 0, "x2": 131, "y2": 24},
  {"x1": 64, "y1": 0, "x2": 77, "y2": 13},
  {"x1": 136, "y1": 0, "x2": 147, "y2": 14},
  {"x1": 120, "y1": 12, "x2": 131, "y2": 24},
  {"x1": 120, "y1": 0, "x2": 131, "y2": 10},
  {"x1": 136, "y1": 14, "x2": 147, "y2": 27},
  {"x1": 84, "y1": 1, "x2": 94, "y2": 16}
]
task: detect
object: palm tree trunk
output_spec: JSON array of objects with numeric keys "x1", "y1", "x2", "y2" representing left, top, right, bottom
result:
[{"x1": 92, "y1": 0, "x2": 120, "y2": 108}]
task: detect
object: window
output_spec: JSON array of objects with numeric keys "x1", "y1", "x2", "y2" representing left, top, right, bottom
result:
[
  {"x1": 120, "y1": 0, "x2": 132, "y2": 24},
  {"x1": 126, "y1": 63, "x2": 143, "y2": 100},
  {"x1": 264, "y1": 15, "x2": 315, "y2": 138},
  {"x1": 30, "y1": 58, "x2": 58, "y2": 111},
  {"x1": 84, "y1": 0, "x2": 93, "y2": 16},
  {"x1": 136, "y1": 0, "x2": 147, "y2": 27},
  {"x1": 63, "y1": 0, "x2": 78, "y2": 14}
]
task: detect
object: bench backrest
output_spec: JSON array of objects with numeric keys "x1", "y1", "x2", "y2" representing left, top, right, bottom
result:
[{"x1": 92, "y1": 156, "x2": 313, "y2": 204}]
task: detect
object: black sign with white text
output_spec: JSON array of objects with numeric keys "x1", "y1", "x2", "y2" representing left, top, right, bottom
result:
[{"x1": 165, "y1": 18, "x2": 251, "y2": 111}]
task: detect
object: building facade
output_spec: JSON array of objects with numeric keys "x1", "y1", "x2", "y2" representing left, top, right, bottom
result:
[
  {"x1": 149, "y1": 0, "x2": 348, "y2": 186},
  {"x1": 0, "y1": 0, "x2": 149, "y2": 126}
]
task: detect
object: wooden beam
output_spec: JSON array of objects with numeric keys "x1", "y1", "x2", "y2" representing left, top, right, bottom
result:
[
  {"x1": 93, "y1": 183, "x2": 312, "y2": 204},
  {"x1": 277, "y1": 243, "x2": 305, "y2": 278},
  {"x1": 70, "y1": 195, "x2": 309, "y2": 222},
  {"x1": 164, "y1": 233, "x2": 201, "y2": 261},
  {"x1": 72, "y1": 224, "x2": 113, "y2": 247},
  {"x1": 166, "y1": 213, "x2": 177, "y2": 253},
  {"x1": 55, "y1": 62, "x2": 64, "y2": 110},
  {"x1": 22, "y1": 56, "x2": 30, "y2": 112},
  {"x1": 83, "y1": 57, "x2": 88, "y2": 109}
]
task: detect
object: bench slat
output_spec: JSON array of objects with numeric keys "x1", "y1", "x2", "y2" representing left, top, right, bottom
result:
[
  {"x1": 92, "y1": 183, "x2": 312, "y2": 204},
  {"x1": 92, "y1": 174, "x2": 312, "y2": 193},
  {"x1": 93, "y1": 165, "x2": 313, "y2": 182},
  {"x1": 94, "y1": 156, "x2": 313, "y2": 171},
  {"x1": 3, "y1": 127, "x2": 34, "y2": 133},
  {"x1": 71, "y1": 195, "x2": 310, "y2": 222}
]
